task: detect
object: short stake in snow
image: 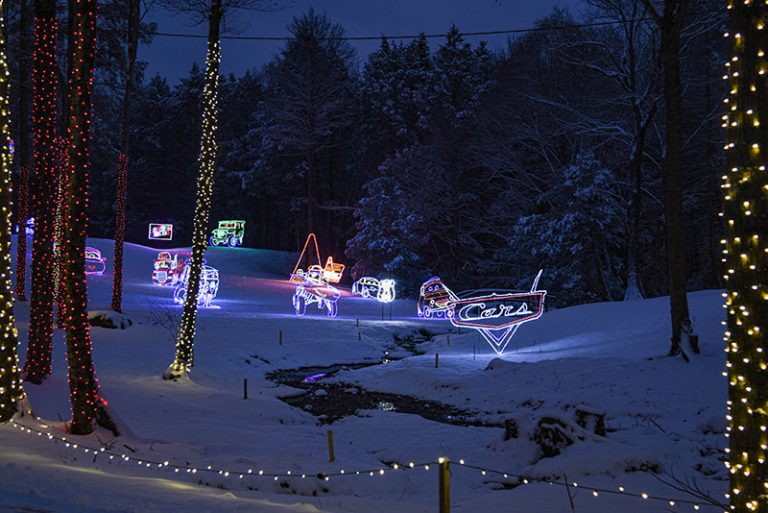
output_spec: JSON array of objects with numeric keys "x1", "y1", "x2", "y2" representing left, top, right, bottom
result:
[
  {"x1": 243, "y1": 378, "x2": 247, "y2": 400},
  {"x1": 279, "y1": 329, "x2": 282, "y2": 346},
  {"x1": 438, "y1": 457, "x2": 450, "y2": 513},
  {"x1": 327, "y1": 430, "x2": 335, "y2": 463},
  {"x1": 435, "y1": 353, "x2": 439, "y2": 369}
]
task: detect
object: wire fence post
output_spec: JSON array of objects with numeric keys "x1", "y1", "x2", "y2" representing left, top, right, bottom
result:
[
  {"x1": 439, "y1": 458, "x2": 450, "y2": 513},
  {"x1": 327, "y1": 430, "x2": 335, "y2": 462}
]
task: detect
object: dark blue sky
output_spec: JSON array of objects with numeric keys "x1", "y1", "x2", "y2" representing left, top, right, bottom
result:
[{"x1": 142, "y1": 0, "x2": 582, "y2": 83}]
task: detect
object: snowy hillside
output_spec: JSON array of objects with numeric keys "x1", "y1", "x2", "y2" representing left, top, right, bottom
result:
[{"x1": 0, "y1": 237, "x2": 727, "y2": 513}]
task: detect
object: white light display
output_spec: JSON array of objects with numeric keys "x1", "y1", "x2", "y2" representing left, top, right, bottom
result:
[
  {"x1": 417, "y1": 276, "x2": 459, "y2": 318},
  {"x1": 152, "y1": 251, "x2": 187, "y2": 286},
  {"x1": 290, "y1": 233, "x2": 346, "y2": 284},
  {"x1": 209, "y1": 219, "x2": 245, "y2": 247},
  {"x1": 447, "y1": 270, "x2": 547, "y2": 356},
  {"x1": 352, "y1": 277, "x2": 396, "y2": 303},
  {"x1": 174, "y1": 263, "x2": 219, "y2": 308},
  {"x1": 292, "y1": 266, "x2": 340, "y2": 318},
  {"x1": 84, "y1": 246, "x2": 106, "y2": 275}
]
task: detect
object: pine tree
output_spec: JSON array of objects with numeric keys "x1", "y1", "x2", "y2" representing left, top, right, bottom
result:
[
  {"x1": 0, "y1": 0, "x2": 25, "y2": 422},
  {"x1": 722, "y1": 2, "x2": 768, "y2": 510},
  {"x1": 23, "y1": 0, "x2": 59, "y2": 384}
]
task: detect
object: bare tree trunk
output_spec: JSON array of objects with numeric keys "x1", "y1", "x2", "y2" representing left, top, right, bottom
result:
[
  {"x1": 63, "y1": 0, "x2": 116, "y2": 435},
  {"x1": 0, "y1": 0, "x2": 25, "y2": 421},
  {"x1": 23, "y1": 0, "x2": 59, "y2": 384},
  {"x1": 14, "y1": 0, "x2": 32, "y2": 302},
  {"x1": 164, "y1": 0, "x2": 222, "y2": 379},
  {"x1": 641, "y1": 0, "x2": 691, "y2": 355},
  {"x1": 110, "y1": 0, "x2": 141, "y2": 313},
  {"x1": 723, "y1": 4, "x2": 768, "y2": 510}
]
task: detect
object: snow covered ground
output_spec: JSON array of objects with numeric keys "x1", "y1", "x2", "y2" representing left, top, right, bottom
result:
[{"x1": 0, "y1": 236, "x2": 728, "y2": 512}]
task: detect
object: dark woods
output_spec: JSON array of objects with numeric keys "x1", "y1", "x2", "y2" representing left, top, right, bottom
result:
[{"x1": 5, "y1": 2, "x2": 727, "y2": 305}]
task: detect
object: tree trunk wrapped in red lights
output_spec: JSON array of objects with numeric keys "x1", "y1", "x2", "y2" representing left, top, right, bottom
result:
[
  {"x1": 110, "y1": 0, "x2": 140, "y2": 314},
  {"x1": 14, "y1": 164, "x2": 29, "y2": 300},
  {"x1": 164, "y1": 0, "x2": 223, "y2": 380},
  {"x1": 0, "y1": 0, "x2": 26, "y2": 422},
  {"x1": 62, "y1": 0, "x2": 116, "y2": 435},
  {"x1": 23, "y1": 0, "x2": 59, "y2": 384}
]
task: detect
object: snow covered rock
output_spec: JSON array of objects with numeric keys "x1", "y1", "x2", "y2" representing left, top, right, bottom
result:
[{"x1": 88, "y1": 310, "x2": 133, "y2": 329}]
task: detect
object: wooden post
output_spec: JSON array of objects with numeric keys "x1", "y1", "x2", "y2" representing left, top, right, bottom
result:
[
  {"x1": 435, "y1": 353, "x2": 439, "y2": 368},
  {"x1": 243, "y1": 378, "x2": 247, "y2": 400},
  {"x1": 358, "y1": 331, "x2": 362, "y2": 341},
  {"x1": 439, "y1": 458, "x2": 450, "y2": 513},
  {"x1": 356, "y1": 318, "x2": 359, "y2": 327},
  {"x1": 473, "y1": 345, "x2": 476, "y2": 360},
  {"x1": 279, "y1": 330, "x2": 282, "y2": 345},
  {"x1": 327, "y1": 430, "x2": 335, "y2": 463}
]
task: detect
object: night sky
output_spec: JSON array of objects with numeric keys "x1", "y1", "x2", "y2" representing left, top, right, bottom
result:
[{"x1": 142, "y1": 0, "x2": 583, "y2": 83}]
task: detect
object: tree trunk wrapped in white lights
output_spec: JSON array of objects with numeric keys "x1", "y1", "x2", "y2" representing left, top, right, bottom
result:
[
  {"x1": 0, "y1": 0, "x2": 26, "y2": 422},
  {"x1": 723, "y1": 2, "x2": 768, "y2": 511},
  {"x1": 164, "y1": 0, "x2": 223, "y2": 379}
]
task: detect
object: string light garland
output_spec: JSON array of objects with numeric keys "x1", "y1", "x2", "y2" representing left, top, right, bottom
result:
[
  {"x1": 722, "y1": 2, "x2": 768, "y2": 512},
  {"x1": 61, "y1": 0, "x2": 112, "y2": 435},
  {"x1": 53, "y1": 136, "x2": 70, "y2": 330},
  {"x1": 24, "y1": 0, "x2": 59, "y2": 384},
  {"x1": 0, "y1": 0, "x2": 25, "y2": 422},
  {"x1": 165, "y1": 0, "x2": 223, "y2": 380},
  {"x1": 5, "y1": 419, "x2": 721, "y2": 511},
  {"x1": 14, "y1": 164, "x2": 29, "y2": 301}
]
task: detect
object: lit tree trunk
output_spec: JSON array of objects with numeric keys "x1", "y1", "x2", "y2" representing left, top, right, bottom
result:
[
  {"x1": 54, "y1": 136, "x2": 69, "y2": 329},
  {"x1": 723, "y1": 3, "x2": 768, "y2": 510},
  {"x1": 14, "y1": 164, "x2": 29, "y2": 300},
  {"x1": 164, "y1": 0, "x2": 222, "y2": 379},
  {"x1": 14, "y1": 0, "x2": 32, "y2": 302},
  {"x1": 110, "y1": 0, "x2": 140, "y2": 313},
  {"x1": 0, "y1": 0, "x2": 25, "y2": 422},
  {"x1": 23, "y1": 0, "x2": 58, "y2": 383},
  {"x1": 640, "y1": 0, "x2": 691, "y2": 355},
  {"x1": 63, "y1": 0, "x2": 115, "y2": 435}
]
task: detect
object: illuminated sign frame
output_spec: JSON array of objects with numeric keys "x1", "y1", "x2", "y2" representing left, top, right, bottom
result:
[
  {"x1": 447, "y1": 270, "x2": 546, "y2": 355},
  {"x1": 148, "y1": 223, "x2": 174, "y2": 241}
]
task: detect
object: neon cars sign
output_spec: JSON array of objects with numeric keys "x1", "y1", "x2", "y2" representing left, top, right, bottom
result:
[{"x1": 446, "y1": 270, "x2": 546, "y2": 356}]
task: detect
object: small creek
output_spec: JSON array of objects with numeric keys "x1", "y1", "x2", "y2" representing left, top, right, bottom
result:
[{"x1": 266, "y1": 360, "x2": 502, "y2": 428}]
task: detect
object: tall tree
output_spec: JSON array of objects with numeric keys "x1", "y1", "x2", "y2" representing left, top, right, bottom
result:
[
  {"x1": 723, "y1": 2, "x2": 768, "y2": 510},
  {"x1": 110, "y1": 0, "x2": 142, "y2": 313},
  {"x1": 23, "y1": 0, "x2": 58, "y2": 384},
  {"x1": 639, "y1": 0, "x2": 692, "y2": 355},
  {"x1": 61, "y1": 0, "x2": 116, "y2": 434},
  {"x1": 162, "y1": 0, "x2": 278, "y2": 379},
  {"x1": 265, "y1": 8, "x2": 356, "y2": 236},
  {"x1": 13, "y1": 0, "x2": 32, "y2": 301},
  {"x1": 0, "y1": 0, "x2": 25, "y2": 422}
]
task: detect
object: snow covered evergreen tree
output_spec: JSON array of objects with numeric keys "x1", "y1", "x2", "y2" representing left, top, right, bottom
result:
[{"x1": 504, "y1": 152, "x2": 624, "y2": 305}]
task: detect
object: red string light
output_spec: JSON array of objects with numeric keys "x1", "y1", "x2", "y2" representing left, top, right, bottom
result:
[
  {"x1": 24, "y1": 4, "x2": 59, "y2": 384},
  {"x1": 14, "y1": 164, "x2": 29, "y2": 301},
  {"x1": 61, "y1": 0, "x2": 107, "y2": 434},
  {"x1": 110, "y1": 152, "x2": 127, "y2": 312}
]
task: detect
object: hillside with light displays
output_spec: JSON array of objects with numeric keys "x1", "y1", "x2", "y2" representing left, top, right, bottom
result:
[{"x1": 0, "y1": 236, "x2": 729, "y2": 513}]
